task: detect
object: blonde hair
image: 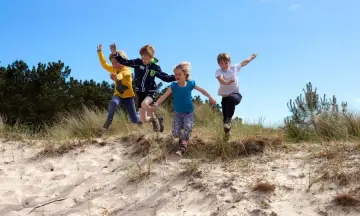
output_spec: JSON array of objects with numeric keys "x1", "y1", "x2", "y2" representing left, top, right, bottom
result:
[
  {"x1": 109, "y1": 50, "x2": 128, "y2": 61},
  {"x1": 217, "y1": 53, "x2": 231, "y2": 63},
  {"x1": 174, "y1": 62, "x2": 191, "y2": 81},
  {"x1": 139, "y1": 44, "x2": 155, "y2": 57}
]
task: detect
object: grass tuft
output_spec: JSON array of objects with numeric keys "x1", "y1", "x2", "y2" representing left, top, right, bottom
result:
[
  {"x1": 333, "y1": 193, "x2": 360, "y2": 206},
  {"x1": 252, "y1": 181, "x2": 276, "y2": 193}
]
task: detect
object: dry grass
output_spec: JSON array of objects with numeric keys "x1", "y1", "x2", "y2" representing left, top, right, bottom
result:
[
  {"x1": 304, "y1": 141, "x2": 360, "y2": 191},
  {"x1": 316, "y1": 111, "x2": 360, "y2": 141},
  {"x1": 252, "y1": 181, "x2": 276, "y2": 193},
  {"x1": 0, "y1": 115, "x2": 38, "y2": 142},
  {"x1": 127, "y1": 161, "x2": 152, "y2": 183},
  {"x1": 118, "y1": 132, "x2": 284, "y2": 161},
  {"x1": 31, "y1": 138, "x2": 106, "y2": 160},
  {"x1": 286, "y1": 111, "x2": 360, "y2": 143},
  {"x1": 129, "y1": 134, "x2": 152, "y2": 157},
  {"x1": 333, "y1": 194, "x2": 360, "y2": 206},
  {"x1": 179, "y1": 160, "x2": 201, "y2": 177},
  {"x1": 0, "y1": 116, "x2": 5, "y2": 134},
  {"x1": 1, "y1": 103, "x2": 285, "y2": 161},
  {"x1": 310, "y1": 162, "x2": 360, "y2": 189},
  {"x1": 186, "y1": 135, "x2": 284, "y2": 160},
  {"x1": 100, "y1": 207, "x2": 109, "y2": 216},
  {"x1": 44, "y1": 106, "x2": 133, "y2": 140}
]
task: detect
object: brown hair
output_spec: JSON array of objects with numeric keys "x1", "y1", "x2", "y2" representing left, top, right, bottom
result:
[
  {"x1": 109, "y1": 50, "x2": 128, "y2": 61},
  {"x1": 174, "y1": 62, "x2": 191, "y2": 81},
  {"x1": 139, "y1": 44, "x2": 155, "y2": 57},
  {"x1": 217, "y1": 53, "x2": 231, "y2": 63}
]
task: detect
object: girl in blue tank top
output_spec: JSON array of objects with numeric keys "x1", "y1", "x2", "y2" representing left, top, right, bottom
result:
[{"x1": 153, "y1": 62, "x2": 216, "y2": 156}]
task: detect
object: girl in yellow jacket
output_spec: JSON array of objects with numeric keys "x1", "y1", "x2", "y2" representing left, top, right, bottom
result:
[{"x1": 97, "y1": 44, "x2": 140, "y2": 131}]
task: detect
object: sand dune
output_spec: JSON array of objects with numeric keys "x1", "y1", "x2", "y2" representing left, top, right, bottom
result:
[{"x1": 0, "y1": 136, "x2": 360, "y2": 216}]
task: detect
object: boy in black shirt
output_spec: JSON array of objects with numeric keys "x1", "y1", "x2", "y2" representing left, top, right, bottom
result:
[{"x1": 110, "y1": 43, "x2": 175, "y2": 132}]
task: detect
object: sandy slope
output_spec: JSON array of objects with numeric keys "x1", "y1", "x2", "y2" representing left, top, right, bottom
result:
[{"x1": 0, "y1": 136, "x2": 359, "y2": 216}]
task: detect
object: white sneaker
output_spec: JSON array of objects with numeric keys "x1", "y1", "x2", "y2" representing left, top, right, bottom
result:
[{"x1": 224, "y1": 123, "x2": 231, "y2": 129}]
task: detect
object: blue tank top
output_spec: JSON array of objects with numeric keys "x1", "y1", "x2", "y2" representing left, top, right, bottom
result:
[{"x1": 170, "y1": 80, "x2": 196, "y2": 113}]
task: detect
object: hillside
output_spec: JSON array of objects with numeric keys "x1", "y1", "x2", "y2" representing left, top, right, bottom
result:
[
  {"x1": 1, "y1": 132, "x2": 360, "y2": 216},
  {"x1": 1, "y1": 63, "x2": 360, "y2": 215}
]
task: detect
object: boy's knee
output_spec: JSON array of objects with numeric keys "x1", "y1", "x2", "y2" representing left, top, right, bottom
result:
[
  {"x1": 231, "y1": 94, "x2": 242, "y2": 104},
  {"x1": 141, "y1": 102, "x2": 149, "y2": 109}
]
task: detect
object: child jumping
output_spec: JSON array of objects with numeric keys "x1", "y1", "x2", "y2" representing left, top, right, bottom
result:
[
  {"x1": 97, "y1": 44, "x2": 140, "y2": 132},
  {"x1": 110, "y1": 43, "x2": 175, "y2": 132},
  {"x1": 215, "y1": 52, "x2": 257, "y2": 141},
  {"x1": 153, "y1": 62, "x2": 216, "y2": 156}
]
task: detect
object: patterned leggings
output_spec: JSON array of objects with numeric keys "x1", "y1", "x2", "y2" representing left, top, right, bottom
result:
[{"x1": 172, "y1": 112, "x2": 195, "y2": 141}]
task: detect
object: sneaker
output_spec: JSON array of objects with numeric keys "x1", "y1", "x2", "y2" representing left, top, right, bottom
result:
[
  {"x1": 180, "y1": 143, "x2": 187, "y2": 154},
  {"x1": 176, "y1": 142, "x2": 188, "y2": 156},
  {"x1": 158, "y1": 116, "x2": 164, "y2": 132},
  {"x1": 150, "y1": 117, "x2": 160, "y2": 132},
  {"x1": 224, "y1": 124, "x2": 231, "y2": 142},
  {"x1": 224, "y1": 123, "x2": 232, "y2": 129}
]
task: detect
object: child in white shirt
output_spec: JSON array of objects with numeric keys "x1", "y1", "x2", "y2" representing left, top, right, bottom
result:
[{"x1": 215, "y1": 52, "x2": 257, "y2": 140}]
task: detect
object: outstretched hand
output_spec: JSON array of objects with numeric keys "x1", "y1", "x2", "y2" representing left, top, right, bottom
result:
[
  {"x1": 251, "y1": 53, "x2": 258, "y2": 60},
  {"x1": 226, "y1": 80, "x2": 235, "y2": 85},
  {"x1": 110, "y1": 43, "x2": 117, "y2": 54},
  {"x1": 97, "y1": 44, "x2": 102, "y2": 52},
  {"x1": 110, "y1": 74, "x2": 117, "y2": 82},
  {"x1": 209, "y1": 98, "x2": 217, "y2": 106}
]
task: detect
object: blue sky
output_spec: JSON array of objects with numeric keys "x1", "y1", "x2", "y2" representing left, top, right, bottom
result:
[{"x1": 1, "y1": 0, "x2": 359, "y2": 125}]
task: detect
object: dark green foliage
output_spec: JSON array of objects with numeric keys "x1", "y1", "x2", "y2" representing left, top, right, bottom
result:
[{"x1": 0, "y1": 60, "x2": 113, "y2": 130}]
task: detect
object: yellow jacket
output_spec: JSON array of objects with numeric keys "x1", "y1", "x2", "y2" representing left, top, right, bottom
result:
[{"x1": 97, "y1": 51, "x2": 135, "y2": 98}]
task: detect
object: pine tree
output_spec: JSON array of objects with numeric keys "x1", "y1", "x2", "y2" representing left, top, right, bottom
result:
[{"x1": 284, "y1": 82, "x2": 347, "y2": 141}]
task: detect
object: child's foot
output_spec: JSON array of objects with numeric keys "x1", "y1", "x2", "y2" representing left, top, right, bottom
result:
[
  {"x1": 224, "y1": 123, "x2": 232, "y2": 130},
  {"x1": 150, "y1": 117, "x2": 160, "y2": 132},
  {"x1": 176, "y1": 141, "x2": 188, "y2": 156},
  {"x1": 158, "y1": 116, "x2": 164, "y2": 132},
  {"x1": 223, "y1": 123, "x2": 231, "y2": 141}
]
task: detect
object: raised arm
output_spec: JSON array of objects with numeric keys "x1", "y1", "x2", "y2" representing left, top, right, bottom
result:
[
  {"x1": 97, "y1": 44, "x2": 113, "y2": 73},
  {"x1": 110, "y1": 43, "x2": 142, "y2": 68},
  {"x1": 154, "y1": 87, "x2": 172, "y2": 106},
  {"x1": 194, "y1": 85, "x2": 216, "y2": 105},
  {"x1": 240, "y1": 53, "x2": 257, "y2": 67},
  {"x1": 153, "y1": 64, "x2": 176, "y2": 82}
]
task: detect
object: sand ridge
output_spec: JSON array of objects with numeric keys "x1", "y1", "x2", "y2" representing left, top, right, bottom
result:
[{"x1": 0, "y1": 137, "x2": 359, "y2": 216}]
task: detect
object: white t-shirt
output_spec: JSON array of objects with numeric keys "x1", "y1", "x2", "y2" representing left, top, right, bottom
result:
[{"x1": 215, "y1": 64, "x2": 241, "y2": 96}]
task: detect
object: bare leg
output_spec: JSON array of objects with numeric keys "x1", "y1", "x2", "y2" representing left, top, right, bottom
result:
[
  {"x1": 140, "y1": 96, "x2": 154, "y2": 122},
  {"x1": 142, "y1": 96, "x2": 160, "y2": 131},
  {"x1": 138, "y1": 107, "x2": 149, "y2": 123}
]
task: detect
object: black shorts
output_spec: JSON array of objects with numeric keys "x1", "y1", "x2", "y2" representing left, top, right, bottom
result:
[{"x1": 136, "y1": 91, "x2": 156, "y2": 109}]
